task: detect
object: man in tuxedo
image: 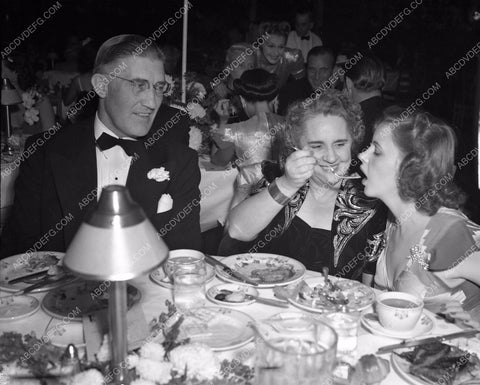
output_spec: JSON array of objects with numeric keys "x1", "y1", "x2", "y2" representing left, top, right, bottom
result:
[
  {"x1": 278, "y1": 46, "x2": 335, "y2": 115},
  {"x1": 1, "y1": 34, "x2": 201, "y2": 258}
]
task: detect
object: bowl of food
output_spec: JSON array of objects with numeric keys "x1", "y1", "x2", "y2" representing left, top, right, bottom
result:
[{"x1": 375, "y1": 291, "x2": 423, "y2": 331}]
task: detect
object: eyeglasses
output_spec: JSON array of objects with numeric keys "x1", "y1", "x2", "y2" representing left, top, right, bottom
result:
[{"x1": 114, "y1": 75, "x2": 169, "y2": 96}]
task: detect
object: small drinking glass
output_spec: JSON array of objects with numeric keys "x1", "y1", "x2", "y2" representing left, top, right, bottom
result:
[
  {"x1": 321, "y1": 311, "x2": 360, "y2": 364},
  {"x1": 254, "y1": 315, "x2": 337, "y2": 385},
  {"x1": 172, "y1": 256, "x2": 207, "y2": 311}
]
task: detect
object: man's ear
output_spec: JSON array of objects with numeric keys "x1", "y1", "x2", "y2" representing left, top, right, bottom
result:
[{"x1": 91, "y1": 73, "x2": 109, "y2": 98}]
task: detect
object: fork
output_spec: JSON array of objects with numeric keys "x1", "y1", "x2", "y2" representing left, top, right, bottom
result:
[{"x1": 289, "y1": 147, "x2": 361, "y2": 179}]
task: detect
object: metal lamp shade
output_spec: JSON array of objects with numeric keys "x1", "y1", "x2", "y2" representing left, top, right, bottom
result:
[
  {"x1": 63, "y1": 185, "x2": 169, "y2": 281},
  {"x1": 1, "y1": 78, "x2": 21, "y2": 105}
]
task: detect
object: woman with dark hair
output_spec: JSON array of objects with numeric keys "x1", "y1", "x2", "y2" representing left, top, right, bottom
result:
[
  {"x1": 219, "y1": 90, "x2": 387, "y2": 281},
  {"x1": 212, "y1": 68, "x2": 284, "y2": 206},
  {"x1": 255, "y1": 22, "x2": 305, "y2": 88},
  {"x1": 359, "y1": 106, "x2": 480, "y2": 322}
]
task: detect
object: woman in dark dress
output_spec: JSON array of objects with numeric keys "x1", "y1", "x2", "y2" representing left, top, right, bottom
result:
[{"x1": 219, "y1": 90, "x2": 387, "y2": 283}]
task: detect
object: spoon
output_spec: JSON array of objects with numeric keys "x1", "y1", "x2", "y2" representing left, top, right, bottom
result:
[{"x1": 289, "y1": 146, "x2": 361, "y2": 179}]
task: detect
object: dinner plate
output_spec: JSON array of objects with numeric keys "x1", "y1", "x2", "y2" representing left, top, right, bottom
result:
[
  {"x1": 361, "y1": 310, "x2": 434, "y2": 339},
  {"x1": 0, "y1": 295, "x2": 40, "y2": 321},
  {"x1": 169, "y1": 307, "x2": 255, "y2": 351},
  {"x1": 215, "y1": 253, "x2": 306, "y2": 288},
  {"x1": 391, "y1": 340, "x2": 480, "y2": 385},
  {"x1": 45, "y1": 322, "x2": 85, "y2": 348},
  {"x1": 0, "y1": 251, "x2": 76, "y2": 293},
  {"x1": 287, "y1": 276, "x2": 375, "y2": 313},
  {"x1": 150, "y1": 264, "x2": 215, "y2": 289},
  {"x1": 41, "y1": 280, "x2": 141, "y2": 320},
  {"x1": 206, "y1": 283, "x2": 259, "y2": 306}
]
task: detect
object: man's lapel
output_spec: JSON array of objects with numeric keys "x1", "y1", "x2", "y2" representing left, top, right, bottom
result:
[
  {"x1": 49, "y1": 123, "x2": 97, "y2": 243},
  {"x1": 126, "y1": 141, "x2": 171, "y2": 217}
]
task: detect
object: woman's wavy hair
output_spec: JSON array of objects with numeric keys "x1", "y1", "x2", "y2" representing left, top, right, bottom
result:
[
  {"x1": 285, "y1": 89, "x2": 365, "y2": 155},
  {"x1": 377, "y1": 106, "x2": 465, "y2": 215},
  {"x1": 258, "y1": 21, "x2": 291, "y2": 40},
  {"x1": 233, "y1": 68, "x2": 279, "y2": 102}
]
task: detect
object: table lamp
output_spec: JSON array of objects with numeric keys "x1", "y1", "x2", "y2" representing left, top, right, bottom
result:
[
  {"x1": 1, "y1": 78, "x2": 21, "y2": 155},
  {"x1": 63, "y1": 185, "x2": 169, "y2": 384}
]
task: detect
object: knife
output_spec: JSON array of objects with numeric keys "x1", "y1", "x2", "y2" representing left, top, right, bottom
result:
[
  {"x1": 204, "y1": 255, "x2": 259, "y2": 286},
  {"x1": 8, "y1": 270, "x2": 49, "y2": 284},
  {"x1": 0, "y1": 275, "x2": 77, "y2": 299},
  {"x1": 376, "y1": 329, "x2": 480, "y2": 354}
]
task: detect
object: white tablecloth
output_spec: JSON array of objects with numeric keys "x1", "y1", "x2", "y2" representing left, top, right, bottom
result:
[
  {"x1": 0, "y1": 270, "x2": 469, "y2": 384},
  {"x1": 199, "y1": 157, "x2": 237, "y2": 232}
]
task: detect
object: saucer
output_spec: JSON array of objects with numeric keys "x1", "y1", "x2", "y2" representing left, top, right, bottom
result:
[
  {"x1": 206, "y1": 283, "x2": 259, "y2": 306},
  {"x1": 361, "y1": 310, "x2": 434, "y2": 339}
]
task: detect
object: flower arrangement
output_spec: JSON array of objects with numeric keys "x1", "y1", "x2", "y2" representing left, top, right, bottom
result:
[
  {"x1": 21, "y1": 88, "x2": 43, "y2": 125},
  {"x1": 67, "y1": 301, "x2": 254, "y2": 385},
  {"x1": 163, "y1": 72, "x2": 217, "y2": 154}
]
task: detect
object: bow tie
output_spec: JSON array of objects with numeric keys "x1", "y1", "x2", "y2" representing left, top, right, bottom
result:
[
  {"x1": 96, "y1": 133, "x2": 144, "y2": 157},
  {"x1": 300, "y1": 35, "x2": 310, "y2": 41}
]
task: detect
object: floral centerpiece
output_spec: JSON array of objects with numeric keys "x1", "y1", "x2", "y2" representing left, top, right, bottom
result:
[
  {"x1": 21, "y1": 87, "x2": 43, "y2": 125},
  {"x1": 163, "y1": 73, "x2": 218, "y2": 155},
  {"x1": 68, "y1": 301, "x2": 254, "y2": 385},
  {"x1": 0, "y1": 301, "x2": 253, "y2": 385}
]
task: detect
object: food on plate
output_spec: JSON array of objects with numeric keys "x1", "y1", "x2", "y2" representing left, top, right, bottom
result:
[
  {"x1": 298, "y1": 279, "x2": 348, "y2": 307},
  {"x1": 396, "y1": 340, "x2": 480, "y2": 384},
  {"x1": 214, "y1": 289, "x2": 248, "y2": 303},
  {"x1": 350, "y1": 354, "x2": 390, "y2": 385},
  {"x1": 250, "y1": 265, "x2": 296, "y2": 283},
  {"x1": 25, "y1": 253, "x2": 60, "y2": 271}
]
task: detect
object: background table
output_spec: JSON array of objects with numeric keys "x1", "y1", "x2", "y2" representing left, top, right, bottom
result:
[{"x1": 0, "y1": 269, "x2": 471, "y2": 384}]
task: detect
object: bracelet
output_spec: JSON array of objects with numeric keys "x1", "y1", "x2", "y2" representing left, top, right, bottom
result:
[{"x1": 268, "y1": 179, "x2": 292, "y2": 206}]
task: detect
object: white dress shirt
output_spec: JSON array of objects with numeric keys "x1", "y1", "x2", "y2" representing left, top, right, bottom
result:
[
  {"x1": 94, "y1": 114, "x2": 135, "y2": 198},
  {"x1": 286, "y1": 30, "x2": 323, "y2": 62}
]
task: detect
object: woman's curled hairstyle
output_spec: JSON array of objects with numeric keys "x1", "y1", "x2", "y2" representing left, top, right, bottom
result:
[
  {"x1": 379, "y1": 106, "x2": 465, "y2": 215},
  {"x1": 285, "y1": 89, "x2": 365, "y2": 155}
]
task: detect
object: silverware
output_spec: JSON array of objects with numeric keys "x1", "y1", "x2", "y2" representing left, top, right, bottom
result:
[
  {"x1": 376, "y1": 329, "x2": 480, "y2": 354},
  {"x1": 289, "y1": 146, "x2": 361, "y2": 179},
  {"x1": 251, "y1": 295, "x2": 289, "y2": 308},
  {"x1": 0, "y1": 275, "x2": 77, "y2": 299},
  {"x1": 7, "y1": 270, "x2": 49, "y2": 284},
  {"x1": 204, "y1": 255, "x2": 259, "y2": 286}
]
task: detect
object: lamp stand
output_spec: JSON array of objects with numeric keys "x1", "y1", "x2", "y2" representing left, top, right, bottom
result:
[
  {"x1": 2, "y1": 105, "x2": 14, "y2": 155},
  {"x1": 109, "y1": 281, "x2": 130, "y2": 384}
]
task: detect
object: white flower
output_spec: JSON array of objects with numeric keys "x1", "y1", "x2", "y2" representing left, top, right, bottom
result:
[
  {"x1": 127, "y1": 353, "x2": 140, "y2": 369},
  {"x1": 147, "y1": 167, "x2": 170, "y2": 182},
  {"x1": 187, "y1": 102, "x2": 206, "y2": 120},
  {"x1": 188, "y1": 82, "x2": 207, "y2": 100},
  {"x1": 22, "y1": 91, "x2": 36, "y2": 109},
  {"x1": 96, "y1": 334, "x2": 111, "y2": 362},
  {"x1": 188, "y1": 126, "x2": 203, "y2": 151},
  {"x1": 136, "y1": 357, "x2": 173, "y2": 384},
  {"x1": 170, "y1": 343, "x2": 220, "y2": 381},
  {"x1": 69, "y1": 369, "x2": 104, "y2": 385},
  {"x1": 24, "y1": 107, "x2": 40, "y2": 125},
  {"x1": 139, "y1": 341, "x2": 165, "y2": 361}
]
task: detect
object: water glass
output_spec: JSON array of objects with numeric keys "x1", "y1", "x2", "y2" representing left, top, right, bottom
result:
[
  {"x1": 254, "y1": 317, "x2": 337, "y2": 385},
  {"x1": 321, "y1": 311, "x2": 360, "y2": 363},
  {"x1": 172, "y1": 256, "x2": 207, "y2": 311}
]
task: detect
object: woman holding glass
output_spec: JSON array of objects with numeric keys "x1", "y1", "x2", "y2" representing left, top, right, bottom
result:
[
  {"x1": 359, "y1": 107, "x2": 480, "y2": 323},
  {"x1": 219, "y1": 90, "x2": 387, "y2": 282}
]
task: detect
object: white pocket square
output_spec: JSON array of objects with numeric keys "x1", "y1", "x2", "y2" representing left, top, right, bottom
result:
[{"x1": 157, "y1": 193, "x2": 173, "y2": 213}]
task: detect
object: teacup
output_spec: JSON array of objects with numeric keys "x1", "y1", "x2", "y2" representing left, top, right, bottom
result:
[
  {"x1": 162, "y1": 249, "x2": 205, "y2": 282},
  {"x1": 375, "y1": 291, "x2": 424, "y2": 331}
]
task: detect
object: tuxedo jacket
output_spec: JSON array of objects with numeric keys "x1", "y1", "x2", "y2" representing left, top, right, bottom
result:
[{"x1": 1, "y1": 115, "x2": 201, "y2": 257}]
